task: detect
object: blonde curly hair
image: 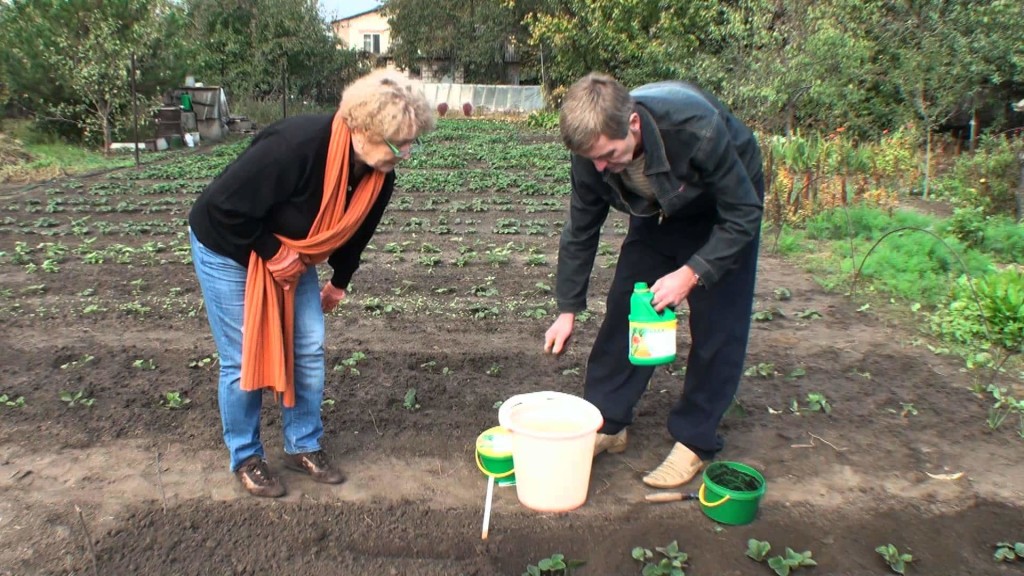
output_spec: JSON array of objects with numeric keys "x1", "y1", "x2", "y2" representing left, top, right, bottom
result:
[{"x1": 339, "y1": 69, "x2": 436, "y2": 141}]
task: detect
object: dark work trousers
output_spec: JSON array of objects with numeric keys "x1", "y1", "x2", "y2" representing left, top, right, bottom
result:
[{"x1": 583, "y1": 206, "x2": 761, "y2": 461}]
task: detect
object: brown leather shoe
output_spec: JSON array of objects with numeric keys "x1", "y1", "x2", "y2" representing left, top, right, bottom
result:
[
  {"x1": 283, "y1": 450, "x2": 346, "y2": 484},
  {"x1": 593, "y1": 429, "x2": 628, "y2": 456},
  {"x1": 642, "y1": 442, "x2": 704, "y2": 489},
  {"x1": 235, "y1": 456, "x2": 285, "y2": 498}
]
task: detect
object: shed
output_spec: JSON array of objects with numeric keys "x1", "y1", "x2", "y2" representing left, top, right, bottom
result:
[{"x1": 169, "y1": 86, "x2": 231, "y2": 142}]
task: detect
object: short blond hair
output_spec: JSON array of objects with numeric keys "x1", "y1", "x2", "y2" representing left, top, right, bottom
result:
[
  {"x1": 339, "y1": 69, "x2": 436, "y2": 141},
  {"x1": 559, "y1": 72, "x2": 633, "y2": 153}
]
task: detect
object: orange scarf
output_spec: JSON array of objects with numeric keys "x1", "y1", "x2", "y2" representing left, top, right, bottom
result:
[{"x1": 239, "y1": 112, "x2": 385, "y2": 407}]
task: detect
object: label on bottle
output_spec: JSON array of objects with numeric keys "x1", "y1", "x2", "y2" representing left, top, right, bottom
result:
[{"x1": 629, "y1": 320, "x2": 677, "y2": 360}]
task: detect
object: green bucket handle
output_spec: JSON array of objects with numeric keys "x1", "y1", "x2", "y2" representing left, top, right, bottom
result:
[
  {"x1": 698, "y1": 483, "x2": 730, "y2": 508},
  {"x1": 475, "y1": 449, "x2": 515, "y2": 479}
]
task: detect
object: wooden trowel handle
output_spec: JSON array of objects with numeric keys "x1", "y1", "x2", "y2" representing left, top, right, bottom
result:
[{"x1": 645, "y1": 491, "x2": 695, "y2": 503}]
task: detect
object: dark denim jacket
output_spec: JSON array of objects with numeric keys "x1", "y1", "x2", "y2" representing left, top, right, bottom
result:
[{"x1": 555, "y1": 81, "x2": 765, "y2": 313}]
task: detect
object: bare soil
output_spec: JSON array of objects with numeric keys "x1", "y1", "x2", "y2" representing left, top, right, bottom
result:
[{"x1": 1, "y1": 144, "x2": 1022, "y2": 576}]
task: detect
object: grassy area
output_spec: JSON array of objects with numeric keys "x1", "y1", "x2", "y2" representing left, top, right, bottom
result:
[
  {"x1": 770, "y1": 202, "x2": 1023, "y2": 402},
  {"x1": 229, "y1": 96, "x2": 336, "y2": 128},
  {"x1": 1, "y1": 119, "x2": 142, "y2": 184}
]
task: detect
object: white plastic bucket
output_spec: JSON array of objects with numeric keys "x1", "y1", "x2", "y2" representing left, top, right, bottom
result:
[{"x1": 497, "y1": 391, "x2": 603, "y2": 512}]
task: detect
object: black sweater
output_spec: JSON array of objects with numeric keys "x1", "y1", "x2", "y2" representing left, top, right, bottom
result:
[{"x1": 188, "y1": 114, "x2": 395, "y2": 289}]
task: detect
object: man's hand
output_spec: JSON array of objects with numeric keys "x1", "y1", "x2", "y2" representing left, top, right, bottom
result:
[
  {"x1": 544, "y1": 312, "x2": 576, "y2": 355},
  {"x1": 650, "y1": 265, "x2": 701, "y2": 311},
  {"x1": 266, "y1": 244, "x2": 306, "y2": 291},
  {"x1": 320, "y1": 282, "x2": 346, "y2": 313}
]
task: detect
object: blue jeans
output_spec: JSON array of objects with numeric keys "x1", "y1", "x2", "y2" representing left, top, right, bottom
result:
[{"x1": 190, "y1": 229, "x2": 326, "y2": 471}]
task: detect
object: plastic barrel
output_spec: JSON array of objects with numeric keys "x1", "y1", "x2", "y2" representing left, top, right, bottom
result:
[{"x1": 497, "y1": 391, "x2": 603, "y2": 512}]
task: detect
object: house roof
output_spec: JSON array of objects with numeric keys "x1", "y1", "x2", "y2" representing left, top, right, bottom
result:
[{"x1": 332, "y1": 6, "x2": 381, "y2": 23}]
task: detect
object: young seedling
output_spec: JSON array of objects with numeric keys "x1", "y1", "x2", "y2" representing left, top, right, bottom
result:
[
  {"x1": 748, "y1": 542, "x2": 816, "y2": 576},
  {"x1": 403, "y1": 388, "x2": 420, "y2": 411},
  {"x1": 766, "y1": 548, "x2": 817, "y2": 575},
  {"x1": 994, "y1": 541, "x2": 1024, "y2": 562},
  {"x1": 188, "y1": 355, "x2": 216, "y2": 369},
  {"x1": 133, "y1": 358, "x2": 157, "y2": 370},
  {"x1": 161, "y1": 391, "x2": 191, "y2": 410},
  {"x1": 486, "y1": 363, "x2": 502, "y2": 377},
  {"x1": 876, "y1": 544, "x2": 913, "y2": 574},
  {"x1": 60, "y1": 355, "x2": 95, "y2": 370},
  {"x1": 744, "y1": 363, "x2": 776, "y2": 379},
  {"x1": 0, "y1": 394, "x2": 26, "y2": 408},
  {"x1": 805, "y1": 392, "x2": 832, "y2": 415},
  {"x1": 334, "y1": 351, "x2": 367, "y2": 376},
  {"x1": 746, "y1": 539, "x2": 772, "y2": 562},
  {"x1": 60, "y1": 390, "x2": 94, "y2": 407},
  {"x1": 784, "y1": 367, "x2": 807, "y2": 381},
  {"x1": 632, "y1": 540, "x2": 688, "y2": 576},
  {"x1": 521, "y1": 553, "x2": 585, "y2": 576},
  {"x1": 795, "y1": 309, "x2": 822, "y2": 320}
]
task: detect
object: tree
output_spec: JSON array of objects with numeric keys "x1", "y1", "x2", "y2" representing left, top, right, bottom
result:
[
  {"x1": 1, "y1": 0, "x2": 190, "y2": 147},
  {"x1": 383, "y1": 0, "x2": 539, "y2": 84},
  {"x1": 185, "y1": 0, "x2": 368, "y2": 105},
  {"x1": 525, "y1": 0, "x2": 706, "y2": 90}
]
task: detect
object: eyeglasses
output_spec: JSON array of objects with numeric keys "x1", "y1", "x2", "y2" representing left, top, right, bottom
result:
[{"x1": 384, "y1": 137, "x2": 419, "y2": 159}]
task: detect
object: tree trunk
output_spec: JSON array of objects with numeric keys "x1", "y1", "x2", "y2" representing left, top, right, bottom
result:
[
  {"x1": 1016, "y1": 152, "x2": 1024, "y2": 223},
  {"x1": 922, "y1": 131, "x2": 932, "y2": 199}
]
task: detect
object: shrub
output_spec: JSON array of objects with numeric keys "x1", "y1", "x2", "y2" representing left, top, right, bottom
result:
[
  {"x1": 933, "y1": 135, "x2": 1022, "y2": 217},
  {"x1": 930, "y1": 267, "x2": 1024, "y2": 353}
]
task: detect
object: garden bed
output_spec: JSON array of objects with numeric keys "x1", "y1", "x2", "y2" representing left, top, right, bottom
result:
[{"x1": 0, "y1": 121, "x2": 1021, "y2": 575}]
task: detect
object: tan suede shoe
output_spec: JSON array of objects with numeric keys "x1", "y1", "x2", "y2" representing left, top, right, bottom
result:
[
  {"x1": 642, "y1": 442, "x2": 704, "y2": 488},
  {"x1": 593, "y1": 429, "x2": 628, "y2": 456}
]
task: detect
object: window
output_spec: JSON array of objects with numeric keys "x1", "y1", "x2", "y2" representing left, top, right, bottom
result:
[{"x1": 363, "y1": 34, "x2": 381, "y2": 54}]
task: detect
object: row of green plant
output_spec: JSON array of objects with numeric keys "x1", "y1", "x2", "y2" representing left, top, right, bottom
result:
[
  {"x1": 525, "y1": 538, "x2": 1024, "y2": 575},
  {"x1": 0, "y1": 389, "x2": 189, "y2": 410}
]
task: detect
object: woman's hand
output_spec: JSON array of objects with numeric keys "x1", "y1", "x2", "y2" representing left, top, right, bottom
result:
[
  {"x1": 320, "y1": 282, "x2": 347, "y2": 313},
  {"x1": 266, "y1": 244, "x2": 306, "y2": 291}
]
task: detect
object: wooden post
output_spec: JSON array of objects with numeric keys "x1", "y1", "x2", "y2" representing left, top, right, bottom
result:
[
  {"x1": 130, "y1": 53, "x2": 140, "y2": 166},
  {"x1": 1016, "y1": 150, "x2": 1024, "y2": 223},
  {"x1": 281, "y1": 60, "x2": 288, "y2": 119}
]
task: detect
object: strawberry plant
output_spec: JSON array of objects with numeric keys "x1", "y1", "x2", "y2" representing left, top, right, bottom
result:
[
  {"x1": 747, "y1": 539, "x2": 772, "y2": 562},
  {"x1": 994, "y1": 541, "x2": 1024, "y2": 562},
  {"x1": 522, "y1": 553, "x2": 584, "y2": 576},
  {"x1": 805, "y1": 392, "x2": 832, "y2": 414},
  {"x1": 876, "y1": 543, "x2": 913, "y2": 574},
  {"x1": 748, "y1": 540, "x2": 817, "y2": 576},
  {"x1": 632, "y1": 540, "x2": 688, "y2": 576},
  {"x1": 160, "y1": 391, "x2": 191, "y2": 410},
  {"x1": 60, "y1": 390, "x2": 94, "y2": 407},
  {"x1": 403, "y1": 388, "x2": 420, "y2": 411},
  {"x1": 1, "y1": 394, "x2": 26, "y2": 408},
  {"x1": 334, "y1": 352, "x2": 367, "y2": 376}
]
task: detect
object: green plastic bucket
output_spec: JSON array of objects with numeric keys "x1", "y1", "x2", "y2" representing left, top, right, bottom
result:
[
  {"x1": 698, "y1": 461, "x2": 765, "y2": 525},
  {"x1": 475, "y1": 426, "x2": 515, "y2": 486}
]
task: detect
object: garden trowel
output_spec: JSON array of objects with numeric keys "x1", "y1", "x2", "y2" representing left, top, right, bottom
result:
[{"x1": 644, "y1": 491, "x2": 698, "y2": 503}]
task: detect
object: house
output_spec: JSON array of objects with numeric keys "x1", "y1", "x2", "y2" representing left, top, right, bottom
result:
[
  {"x1": 331, "y1": 7, "x2": 465, "y2": 83},
  {"x1": 331, "y1": 7, "x2": 391, "y2": 60}
]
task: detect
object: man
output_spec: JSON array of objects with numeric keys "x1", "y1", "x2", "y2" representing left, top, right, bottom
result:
[{"x1": 543, "y1": 73, "x2": 764, "y2": 489}]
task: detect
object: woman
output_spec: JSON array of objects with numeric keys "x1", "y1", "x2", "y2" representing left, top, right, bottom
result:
[{"x1": 189, "y1": 70, "x2": 435, "y2": 497}]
